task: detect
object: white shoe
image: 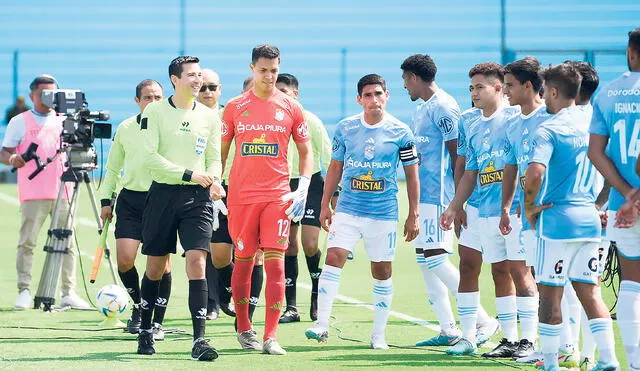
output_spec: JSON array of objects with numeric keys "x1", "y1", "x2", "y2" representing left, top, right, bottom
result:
[
  {"x1": 370, "y1": 334, "x2": 389, "y2": 350},
  {"x1": 15, "y1": 289, "x2": 31, "y2": 309},
  {"x1": 516, "y1": 351, "x2": 543, "y2": 363},
  {"x1": 262, "y1": 338, "x2": 287, "y2": 355},
  {"x1": 476, "y1": 318, "x2": 500, "y2": 346},
  {"x1": 152, "y1": 322, "x2": 165, "y2": 341},
  {"x1": 60, "y1": 293, "x2": 93, "y2": 310}
]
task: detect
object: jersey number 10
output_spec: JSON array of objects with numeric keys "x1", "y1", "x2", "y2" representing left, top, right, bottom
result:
[
  {"x1": 574, "y1": 151, "x2": 598, "y2": 194},
  {"x1": 613, "y1": 119, "x2": 640, "y2": 165}
]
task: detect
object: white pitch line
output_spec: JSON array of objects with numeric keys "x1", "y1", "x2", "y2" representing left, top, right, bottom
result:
[
  {"x1": 0, "y1": 191, "x2": 100, "y2": 260},
  {"x1": 297, "y1": 282, "x2": 498, "y2": 349},
  {"x1": 0, "y1": 190, "x2": 496, "y2": 348}
]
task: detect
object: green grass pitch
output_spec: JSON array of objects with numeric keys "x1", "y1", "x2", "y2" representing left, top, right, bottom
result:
[{"x1": 0, "y1": 183, "x2": 627, "y2": 370}]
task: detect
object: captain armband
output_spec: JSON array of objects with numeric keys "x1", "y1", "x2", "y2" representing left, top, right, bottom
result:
[{"x1": 399, "y1": 143, "x2": 418, "y2": 164}]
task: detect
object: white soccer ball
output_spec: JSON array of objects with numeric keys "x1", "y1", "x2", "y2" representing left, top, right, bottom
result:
[{"x1": 96, "y1": 284, "x2": 129, "y2": 318}]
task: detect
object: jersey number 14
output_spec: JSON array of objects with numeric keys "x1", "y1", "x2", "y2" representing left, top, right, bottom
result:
[{"x1": 613, "y1": 119, "x2": 640, "y2": 165}]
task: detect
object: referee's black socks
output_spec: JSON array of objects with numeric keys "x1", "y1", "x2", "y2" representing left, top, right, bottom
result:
[
  {"x1": 189, "y1": 279, "x2": 208, "y2": 340},
  {"x1": 306, "y1": 251, "x2": 322, "y2": 295},
  {"x1": 140, "y1": 274, "x2": 161, "y2": 331},
  {"x1": 248, "y1": 265, "x2": 263, "y2": 322},
  {"x1": 216, "y1": 263, "x2": 234, "y2": 305},
  {"x1": 119, "y1": 266, "x2": 141, "y2": 305},
  {"x1": 153, "y1": 272, "x2": 172, "y2": 325},
  {"x1": 284, "y1": 255, "x2": 298, "y2": 308}
]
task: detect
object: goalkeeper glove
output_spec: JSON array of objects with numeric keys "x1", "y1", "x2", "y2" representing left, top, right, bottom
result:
[
  {"x1": 282, "y1": 175, "x2": 311, "y2": 223},
  {"x1": 212, "y1": 199, "x2": 228, "y2": 231}
]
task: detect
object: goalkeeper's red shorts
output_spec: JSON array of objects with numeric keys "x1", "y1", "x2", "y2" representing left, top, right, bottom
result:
[{"x1": 227, "y1": 200, "x2": 290, "y2": 259}]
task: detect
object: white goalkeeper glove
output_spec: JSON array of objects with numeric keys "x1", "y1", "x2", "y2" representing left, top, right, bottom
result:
[
  {"x1": 282, "y1": 175, "x2": 311, "y2": 223},
  {"x1": 212, "y1": 199, "x2": 228, "y2": 231}
]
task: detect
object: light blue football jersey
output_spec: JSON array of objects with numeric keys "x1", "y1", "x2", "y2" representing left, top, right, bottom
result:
[
  {"x1": 457, "y1": 107, "x2": 483, "y2": 208},
  {"x1": 505, "y1": 105, "x2": 552, "y2": 230},
  {"x1": 465, "y1": 105, "x2": 520, "y2": 218},
  {"x1": 332, "y1": 112, "x2": 419, "y2": 221},
  {"x1": 411, "y1": 89, "x2": 460, "y2": 206},
  {"x1": 590, "y1": 71, "x2": 640, "y2": 211},
  {"x1": 530, "y1": 105, "x2": 602, "y2": 241}
]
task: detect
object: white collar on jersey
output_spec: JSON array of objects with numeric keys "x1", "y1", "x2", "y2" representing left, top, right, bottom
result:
[
  {"x1": 480, "y1": 104, "x2": 507, "y2": 121},
  {"x1": 520, "y1": 104, "x2": 545, "y2": 119},
  {"x1": 359, "y1": 112, "x2": 388, "y2": 129}
]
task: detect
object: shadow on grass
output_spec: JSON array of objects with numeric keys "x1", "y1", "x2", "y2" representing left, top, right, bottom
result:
[
  {"x1": 314, "y1": 353, "x2": 514, "y2": 368},
  {"x1": 285, "y1": 344, "x2": 370, "y2": 352},
  {"x1": 5, "y1": 351, "x2": 205, "y2": 363}
]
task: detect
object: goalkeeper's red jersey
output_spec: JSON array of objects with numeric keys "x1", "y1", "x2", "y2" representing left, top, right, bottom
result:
[{"x1": 222, "y1": 89, "x2": 308, "y2": 205}]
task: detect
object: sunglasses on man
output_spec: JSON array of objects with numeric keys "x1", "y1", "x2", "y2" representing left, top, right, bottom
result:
[{"x1": 200, "y1": 84, "x2": 219, "y2": 92}]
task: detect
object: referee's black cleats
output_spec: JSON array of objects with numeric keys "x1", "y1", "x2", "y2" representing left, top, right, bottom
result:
[
  {"x1": 126, "y1": 308, "x2": 141, "y2": 334},
  {"x1": 220, "y1": 302, "x2": 236, "y2": 318},
  {"x1": 137, "y1": 331, "x2": 155, "y2": 355},
  {"x1": 279, "y1": 306, "x2": 301, "y2": 323},
  {"x1": 482, "y1": 338, "x2": 518, "y2": 358},
  {"x1": 191, "y1": 338, "x2": 218, "y2": 361}
]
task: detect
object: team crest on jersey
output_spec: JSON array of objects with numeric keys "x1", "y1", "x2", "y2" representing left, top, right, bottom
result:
[
  {"x1": 522, "y1": 130, "x2": 531, "y2": 154},
  {"x1": 350, "y1": 170, "x2": 385, "y2": 192},
  {"x1": 297, "y1": 122, "x2": 309, "y2": 138},
  {"x1": 479, "y1": 161, "x2": 504, "y2": 186},
  {"x1": 222, "y1": 122, "x2": 229, "y2": 137},
  {"x1": 482, "y1": 138, "x2": 491, "y2": 151},
  {"x1": 237, "y1": 240, "x2": 244, "y2": 251},
  {"x1": 275, "y1": 109, "x2": 284, "y2": 121},
  {"x1": 240, "y1": 134, "x2": 279, "y2": 157},
  {"x1": 364, "y1": 137, "x2": 375, "y2": 160},
  {"x1": 438, "y1": 116, "x2": 454, "y2": 134}
]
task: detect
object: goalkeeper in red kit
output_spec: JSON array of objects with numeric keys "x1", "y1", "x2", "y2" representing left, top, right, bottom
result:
[{"x1": 221, "y1": 44, "x2": 313, "y2": 355}]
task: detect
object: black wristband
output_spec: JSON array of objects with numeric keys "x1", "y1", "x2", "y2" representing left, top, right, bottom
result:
[
  {"x1": 100, "y1": 199, "x2": 111, "y2": 207},
  {"x1": 182, "y1": 169, "x2": 193, "y2": 182}
]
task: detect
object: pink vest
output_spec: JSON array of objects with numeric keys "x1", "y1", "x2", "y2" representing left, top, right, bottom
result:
[{"x1": 16, "y1": 111, "x2": 69, "y2": 202}]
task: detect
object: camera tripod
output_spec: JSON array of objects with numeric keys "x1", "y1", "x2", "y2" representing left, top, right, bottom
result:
[{"x1": 33, "y1": 164, "x2": 117, "y2": 311}]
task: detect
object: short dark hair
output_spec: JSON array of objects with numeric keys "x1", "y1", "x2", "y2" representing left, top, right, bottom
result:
[
  {"x1": 251, "y1": 44, "x2": 280, "y2": 64},
  {"x1": 135, "y1": 79, "x2": 162, "y2": 99},
  {"x1": 400, "y1": 54, "x2": 437, "y2": 82},
  {"x1": 629, "y1": 28, "x2": 640, "y2": 55},
  {"x1": 565, "y1": 61, "x2": 599, "y2": 102},
  {"x1": 468, "y1": 62, "x2": 504, "y2": 82},
  {"x1": 168, "y1": 56, "x2": 199, "y2": 81},
  {"x1": 541, "y1": 63, "x2": 582, "y2": 100},
  {"x1": 503, "y1": 57, "x2": 543, "y2": 93},
  {"x1": 357, "y1": 74, "x2": 386, "y2": 96},
  {"x1": 29, "y1": 75, "x2": 57, "y2": 91},
  {"x1": 242, "y1": 76, "x2": 254, "y2": 92},
  {"x1": 276, "y1": 73, "x2": 299, "y2": 89}
]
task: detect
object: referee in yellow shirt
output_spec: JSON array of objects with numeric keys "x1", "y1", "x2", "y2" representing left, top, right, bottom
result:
[
  {"x1": 100, "y1": 79, "x2": 173, "y2": 340},
  {"x1": 136, "y1": 56, "x2": 225, "y2": 361}
]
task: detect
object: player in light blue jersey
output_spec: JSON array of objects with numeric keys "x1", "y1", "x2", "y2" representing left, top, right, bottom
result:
[
  {"x1": 401, "y1": 54, "x2": 496, "y2": 347},
  {"x1": 589, "y1": 28, "x2": 640, "y2": 371},
  {"x1": 440, "y1": 63, "x2": 527, "y2": 358},
  {"x1": 305, "y1": 74, "x2": 420, "y2": 350},
  {"x1": 500, "y1": 57, "x2": 548, "y2": 362},
  {"x1": 526, "y1": 63, "x2": 619, "y2": 371}
]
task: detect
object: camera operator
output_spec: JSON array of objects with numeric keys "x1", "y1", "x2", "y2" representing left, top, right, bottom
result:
[
  {"x1": 0, "y1": 75, "x2": 91, "y2": 310},
  {"x1": 99, "y1": 79, "x2": 172, "y2": 338}
]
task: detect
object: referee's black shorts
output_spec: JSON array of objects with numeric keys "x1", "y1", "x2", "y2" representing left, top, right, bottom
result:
[
  {"x1": 142, "y1": 182, "x2": 214, "y2": 257},
  {"x1": 289, "y1": 171, "x2": 323, "y2": 228},
  {"x1": 211, "y1": 183, "x2": 233, "y2": 244},
  {"x1": 114, "y1": 188, "x2": 147, "y2": 240}
]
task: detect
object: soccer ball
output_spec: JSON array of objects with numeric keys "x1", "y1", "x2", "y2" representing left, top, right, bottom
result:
[{"x1": 96, "y1": 284, "x2": 128, "y2": 318}]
